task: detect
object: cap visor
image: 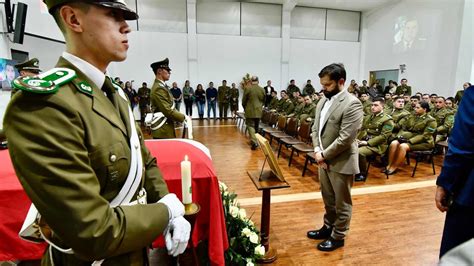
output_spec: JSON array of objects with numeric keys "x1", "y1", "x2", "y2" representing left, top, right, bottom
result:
[{"x1": 95, "y1": 2, "x2": 138, "y2": 20}]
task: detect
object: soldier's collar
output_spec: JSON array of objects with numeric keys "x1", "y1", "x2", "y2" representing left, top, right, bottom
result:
[{"x1": 62, "y1": 52, "x2": 105, "y2": 89}]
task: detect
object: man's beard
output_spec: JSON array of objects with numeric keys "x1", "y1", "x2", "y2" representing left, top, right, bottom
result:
[{"x1": 323, "y1": 88, "x2": 341, "y2": 99}]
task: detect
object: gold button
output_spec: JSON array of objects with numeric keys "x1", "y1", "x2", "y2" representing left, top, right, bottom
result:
[{"x1": 110, "y1": 154, "x2": 117, "y2": 162}]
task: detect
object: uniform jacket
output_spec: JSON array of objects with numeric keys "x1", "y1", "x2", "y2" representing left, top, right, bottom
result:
[
  {"x1": 437, "y1": 86, "x2": 474, "y2": 207},
  {"x1": 358, "y1": 112, "x2": 394, "y2": 154},
  {"x1": 217, "y1": 85, "x2": 230, "y2": 103},
  {"x1": 390, "y1": 108, "x2": 411, "y2": 133},
  {"x1": 3, "y1": 57, "x2": 170, "y2": 265},
  {"x1": 395, "y1": 85, "x2": 412, "y2": 96},
  {"x1": 137, "y1": 86, "x2": 151, "y2": 107},
  {"x1": 242, "y1": 84, "x2": 265, "y2": 119},
  {"x1": 312, "y1": 91, "x2": 364, "y2": 175},
  {"x1": 398, "y1": 113, "x2": 437, "y2": 146},
  {"x1": 229, "y1": 87, "x2": 239, "y2": 105},
  {"x1": 432, "y1": 107, "x2": 455, "y2": 135},
  {"x1": 151, "y1": 79, "x2": 185, "y2": 139}
]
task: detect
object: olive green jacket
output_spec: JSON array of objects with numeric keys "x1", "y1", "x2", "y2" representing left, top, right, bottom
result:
[
  {"x1": 242, "y1": 84, "x2": 265, "y2": 118},
  {"x1": 278, "y1": 99, "x2": 295, "y2": 115},
  {"x1": 3, "y1": 57, "x2": 170, "y2": 265},
  {"x1": 395, "y1": 85, "x2": 412, "y2": 96},
  {"x1": 390, "y1": 108, "x2": 411, "y2": 133},
  {"x1": 362, "y1": 100, "x2": 372, "y2": 116},
  {"x1": 150, "y1": 79, "x2": 185, "y2": 139},
  {"x1": 358, "y1": 112, "x2": 394, "y2": 154},
  {"x1": 398, "y1": 114, "x2": 437, "y2": 146},
  {"x1": 217, "y1": 85, "x2": 230, "y2": 103},
  {"x1": 229, "y1": 87, "x2": 239, "y2": 105},
  {"x1": 432, "y1": 107, "x2": 455, "y2": 135},
  {"x1": 268, "y1": 96, "x2": 279, "y2": 110},
  {"x1": 137, "y1": 86, "x2": 151, "y2": 107}
]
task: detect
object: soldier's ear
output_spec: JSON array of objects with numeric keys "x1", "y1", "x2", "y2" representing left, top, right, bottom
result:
[{"x1": 60, "y1": 5, "x2": 84, "y2": 33}]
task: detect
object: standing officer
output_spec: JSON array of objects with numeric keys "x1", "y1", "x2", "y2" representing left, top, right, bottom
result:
[
  {"x1": 137, "y1": 82, "x2": 151, "y2": 126},
  {"x1": 242, "y1": 76, "x2": 265, "y2": 150},
  {"x1": 229, "y1": 82, "x2": 239, "y2": 119},
  {"x1": 150, "y1": 58, "x2": 186, "y2": 139},
  {"x1": 3, "y1": 1, "x2": 190, "y2": 264},
  {"x1": 308, "y1": 63, "x2": 363, "y2": 251},
  {"x1": 217, "y1": 80, "x2": 230, "y2": 120},
  {"x1": 395, "y1": 78, "x2": 412, "y2": 96},
  {"x1": 356, "y1": 98, "x2": 394, "y2": 182},
  {"x1": 12, "y1": 58, "x2": 41, "y2": 97}
]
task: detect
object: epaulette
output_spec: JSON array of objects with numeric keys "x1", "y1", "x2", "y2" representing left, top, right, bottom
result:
[{"x1": 12, "y1": 68, "x2": 76, "y2": 94}]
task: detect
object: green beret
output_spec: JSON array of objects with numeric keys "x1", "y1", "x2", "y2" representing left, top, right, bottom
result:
[
  {"x1": 150, "y1": 58, "x2": 171, "y2": 73},
  {"x1": 43, "y1": 0, "x2": 138, "y2": 20},
  {"x1": 15, "y1": 58, "x2": 41, "y2": 72}
]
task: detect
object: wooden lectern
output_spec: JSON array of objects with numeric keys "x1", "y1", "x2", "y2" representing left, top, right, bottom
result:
[{"x1": 248, "y1": 134, "x2": 290, "y2": 263}]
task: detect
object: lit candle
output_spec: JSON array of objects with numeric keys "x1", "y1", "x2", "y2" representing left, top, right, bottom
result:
[{"x1": 181, "y1": 155, "x2": 192, "y2": 204}]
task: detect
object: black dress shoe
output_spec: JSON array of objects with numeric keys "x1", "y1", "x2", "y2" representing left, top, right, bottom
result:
[
  {"x1": 317, "y1": 237, "x2": 344, "y2": 251},
  {"x1": 354, "y1": 174, "x2": 367, "y2": 182},
  {"x1": 381, "y1": 168, "x2": 387, "y2": 173},
  {"x1": 307, "y1": 225, "x2": 333, "y2": 240}
]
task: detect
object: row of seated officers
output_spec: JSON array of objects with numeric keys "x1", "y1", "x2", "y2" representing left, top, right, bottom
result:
[{"x1": 264, "y1": 92, "x2": 455, "y2": 182}]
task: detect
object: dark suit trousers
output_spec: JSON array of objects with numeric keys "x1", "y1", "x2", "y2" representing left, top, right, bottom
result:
[
  {"x1": 319, "y1": 168, "x2": 354, "y2": 240},
  {"x1": 440, "y1": 203, "x2": 474, "y2": 258},
  {"x1": 219, "y1": 102, "x2": 229, "y2": 119}
]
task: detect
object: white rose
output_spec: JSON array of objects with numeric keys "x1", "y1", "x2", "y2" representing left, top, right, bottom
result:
[
  {"x1": 219, "y1": 181, "x2": 228, "y2": 192},
  {"x1": 246, "y1": 258, "x2": 254, "y2": 266},
  {"x1": 249, "y1": 232, "x2": 259, "y2": 244},
  {"x1": 223, "y1": 191, "x2": 229, "y2": 196},
  {"x1": 248, "y1": 220, "x2": 254, "y2": 226},
  {"x1": 229, "y1": 206, "x2": 239, "y2": 218},
  {"x1": 239, "y1": 208, "x2": 247, "y2": 219},
  {"x1": 255, "y1": 245, "x2": 265, "y2": 256},
  {"x1": 242, "y1": 228, "x2": 252, "y2": 237}
]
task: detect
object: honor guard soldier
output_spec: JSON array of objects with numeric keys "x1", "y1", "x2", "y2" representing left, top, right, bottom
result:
[
  {"x1": 217, "y1": 80, "x2": 230, "y2": 119},
  {"x1": 355, "y1": 98, "x2": 394, "y2": 181},
  {"x1": 150, "y1": 58, "x2": 186, "y2": 139},
  {"x1": 3, "y1": 1, "x2": 190, "y2": 264},
  {"x1": 11, "y1": 58, "x2": 41, "y2": 97}
]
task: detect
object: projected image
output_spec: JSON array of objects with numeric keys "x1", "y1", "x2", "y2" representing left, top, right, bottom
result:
[
  {"x1": 0, "y1": 59, "x2": 19, "y2": 91},
  {"x1": 393, "y1": 17, "x2": 426, "y2": 54}
]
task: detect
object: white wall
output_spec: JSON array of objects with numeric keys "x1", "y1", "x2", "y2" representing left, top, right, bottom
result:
[
  {"x1": 362, "y1": 0, "x2": 466, "y2": 97},
  {"x1": 290, "y1": 39, "x2": 360, "y2": 89}
]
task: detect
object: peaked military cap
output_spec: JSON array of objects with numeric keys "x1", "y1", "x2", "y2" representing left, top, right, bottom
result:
[
  {"x1": 43, "y1": 0, "x2": 138, "y2": 20},
  {"x1": 150, "y1": 58, "x2": 171, "y2": 73},
  {"x1": 15, "y1": 58, "x2": 41, "y2": 73}
]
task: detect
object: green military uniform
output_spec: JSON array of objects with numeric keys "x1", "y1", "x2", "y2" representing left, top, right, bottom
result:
[
  {"x1": 395, "y1": 85, "x2": 412, "y2": 96},
  {"x1": 454, "y1": 90, "x2": 464, "y2": 104},
  {"x1": 217, "y1": 85, "x2": 230, "y2": 119},
  {"x1": 432, "y1": 107, "x2": 455, "y2": 142},
  {"x1": 137, "y1": 85, "x2": 151, "y2": 123},
  {"x1": 384, "y1": 99, "x2": 393, "y2": 112},
  {"x1": 278, "y1": 98, "x2": 295, "y2": 115},
  {"x1": 268, "y1": 96, "x2": 279, "y2": 110},
  {"x1": 12, "y1": 58, "x2": 41, "y2": 97},
  {"x1": 299, "y1": 102, "x2": 316, "y2": 122},
  {"x1": 397, "y1": 114, "x2": 437, "y2": 150},
  {"x1": 389, "y1": 108, "x2": 411, "y2": 135},
  {"x1": 302, "y1": 84, "x2": 315, "y2": 96},
  {"x1": 404, "y1": 104, "x2": 415, "y2": 114},
  {"x1": 242, "y1": 83, "x2": 265, "y2": 146},
  {"x1": 287, "y1": 84, "x2": 300, "y2": 98},
  {"x1": 4, "y1": 57, "x2": 170, "y2": 265},
  {"x1": 361, "y1": 100, "x2": 372, "y2": 116},
  {"x1": 357, "y1": 112, "x2": 394, "y2": 174},
  {"x1": 150, "y1": 79, "x2": 185, "y2": 139},
  {"x1": 290, "y1": 102, "x2": 305, "y2": 117},
  {"x1": 229, "y1": 87, "x2": 239, "y2": 112},
  {"x1": 358, "y1": 86, "x2": 368, "y2": 95}
]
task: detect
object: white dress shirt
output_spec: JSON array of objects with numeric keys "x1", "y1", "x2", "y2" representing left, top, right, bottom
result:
[{"x1": 62, "y1": 52, "x2": 106, "y2": 89}]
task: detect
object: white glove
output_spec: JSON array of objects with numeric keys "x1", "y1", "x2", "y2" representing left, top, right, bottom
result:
[
  {"x1": 164, "y1": 216, "x2": 191, "y2": 257},
  {"x1": 158, "y1": 194, "x2": 184, "y2": 220}
]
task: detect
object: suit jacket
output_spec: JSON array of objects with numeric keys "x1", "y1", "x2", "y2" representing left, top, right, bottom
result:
[
  {"x1": 312, "y1": 91, "x2": 363, "y2": 175},
  {"x1": 436, "y1": 86, "x2": 474, "y2": 207},
  {"x1": 242, "y1": 84, "x2": 265, "y2": 119},
  {"x1": 3, "y1": 57, "x2": 170, "y2": 265},
  {"x1": 151, "y1": 79, "x2": 185, "y2": 139}
]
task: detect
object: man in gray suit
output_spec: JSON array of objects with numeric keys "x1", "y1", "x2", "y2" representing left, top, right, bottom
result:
[
  {"x1": 307, "y1": 63, "x2": 363, "y2": 251},
  {"x1": 242, "y1": 76, "x2": 265, "y2": 150}
]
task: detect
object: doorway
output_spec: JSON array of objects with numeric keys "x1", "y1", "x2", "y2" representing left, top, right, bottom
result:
[{"x1": 369, "y1": 69, "x2": 399, "y2": 89}]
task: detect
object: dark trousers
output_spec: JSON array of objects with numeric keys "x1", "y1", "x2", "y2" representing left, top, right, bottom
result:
[
  {"x1": 440, "y1": 203, "x2": 474, "y2": 258},
  {"x1": 184, "y1": 99, "x2": 193, "y2": 116},
  {"x1": 218, "y1": 102, "x2": 229, "y2": 119}
]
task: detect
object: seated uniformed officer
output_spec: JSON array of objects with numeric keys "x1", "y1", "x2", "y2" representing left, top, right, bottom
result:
[
  {"x1": 299, "y1": 95, "x2": 316, "y2": 122},
  {"x1": 355, "y1": 98, "x2": 394, "y2": 182},
  {"x1": 384, "y1": 102, "x2": 437, "y2": 175},
  {"x1": 3, "y1": 1, "x2": 190, "y2": 264},
  {"x1": 359, "y1": 92, "x2": 372, "y2": 115},
  {"x1": 268, "y1": 90, "x2": 279, "y2": 110},
  {"x1": 11, "y1": 58, "x2": 42, "y2": 97},
  {"x1": 150, "y1": 58, "x2": 187, "y2": 139},
  {"x1": 389, "y1": 96, "x2": 411, "y2": 138},
  {"x1": 432, "y1": 96, "x2": 455, "y2": 142},
  {"x1": 404, "y1": 95, "x2": 420, "y2": 114}
]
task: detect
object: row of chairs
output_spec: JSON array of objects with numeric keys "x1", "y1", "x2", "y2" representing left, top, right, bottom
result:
[{"x1": 259, "y1": 110, "x2": 316, "y2": 176}]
